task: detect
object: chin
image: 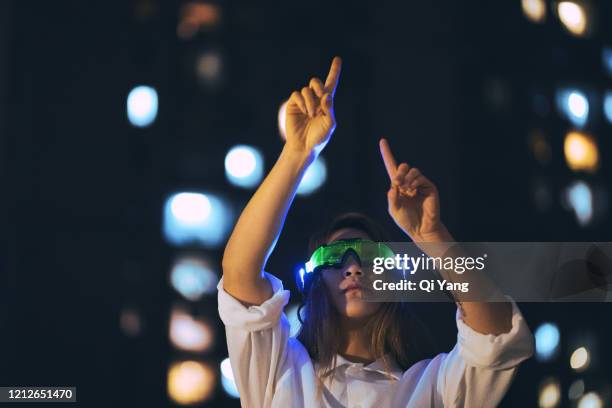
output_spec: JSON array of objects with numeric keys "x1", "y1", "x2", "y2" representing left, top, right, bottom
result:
[{"x1": 342, "y1": 300, "x2": 380, "y2": 319}]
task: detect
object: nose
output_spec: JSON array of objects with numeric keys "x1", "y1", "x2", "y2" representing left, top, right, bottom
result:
[
  {"x1": 344, "y1": 268, "x2": 362, "y2": 278},
  {"x1": 343, "y1": 253, "x2": 363, "y2": 277}
]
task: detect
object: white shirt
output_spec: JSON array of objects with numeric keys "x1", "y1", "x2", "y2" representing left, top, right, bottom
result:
[{"x1": 218, "y1": 272, "x2": 534, "y2": 408}]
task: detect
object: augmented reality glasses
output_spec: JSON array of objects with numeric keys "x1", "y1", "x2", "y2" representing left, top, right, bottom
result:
[{"x1": 297, "y1": 238, "x2": 396, "y2": 295}]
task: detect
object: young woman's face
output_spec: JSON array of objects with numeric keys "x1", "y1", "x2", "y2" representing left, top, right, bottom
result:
[{"x1": 320, "y1": 228, "x2": 382, "y2": 320}]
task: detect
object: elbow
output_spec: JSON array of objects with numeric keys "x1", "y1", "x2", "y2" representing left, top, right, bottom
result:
[{"x1": 221, "y1": 253, "x2": 272, "y2": 305}]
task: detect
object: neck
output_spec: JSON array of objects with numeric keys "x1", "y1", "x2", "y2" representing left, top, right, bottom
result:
[{"x1": 339, "y1": 317, "x2": 375, "y2": 364}]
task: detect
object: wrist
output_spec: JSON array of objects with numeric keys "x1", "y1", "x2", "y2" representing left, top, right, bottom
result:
[
  {"x1": 412, "y1": 224, "x2": 454, "y2": 244},
  {"x1": 280, "y1": 144, "x2": 316, "y2": 169},
  {"x1": 411, "y1": 225, "x2": 456, "y2": 259}
]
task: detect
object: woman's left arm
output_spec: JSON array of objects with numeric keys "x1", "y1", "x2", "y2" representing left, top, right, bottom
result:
[{"x1": 379, "y1": 138, "x2": 512, "y2": 335}]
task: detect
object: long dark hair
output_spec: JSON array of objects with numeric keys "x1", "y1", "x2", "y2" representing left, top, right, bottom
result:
[{"x1": 296, "y1": 212, "x2": 433, "y2": 384}]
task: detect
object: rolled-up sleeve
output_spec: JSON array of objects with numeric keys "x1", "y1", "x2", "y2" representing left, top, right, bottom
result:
[
  {"x1": 217, "y1": 272, "x2": 292, "y2": 408},
  {"x1": 437, "y1": 299, "x2": 535, "y2": 407}
]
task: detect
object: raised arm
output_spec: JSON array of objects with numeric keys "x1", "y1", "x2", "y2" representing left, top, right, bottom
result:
[
  {"x1": 222, "y1": 57, "x2": 342, "y2": 306},
  {"x1": 379, "y1": 138, "x2": 513, "y2": 335}
]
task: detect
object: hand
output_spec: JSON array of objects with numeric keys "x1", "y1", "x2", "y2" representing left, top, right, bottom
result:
[
  {"x1": 285, "y1": 57, "x2": 342, "y2": 157},
  {"x1": 379, "y1": 138, "x2": 449, "y2": 242}
]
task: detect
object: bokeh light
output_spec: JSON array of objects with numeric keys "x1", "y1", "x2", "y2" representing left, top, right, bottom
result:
[
  {"x1": 529, "y1": 130, "x2": 552, "y2": 165},
  {"x1": 167, "y1": 360, "x2": 216, "y2": 405},
  {"x1": 565, "y1": 181, "x2": 593, "y2": 226},
  {"x1": 170, "y1": 256, "x2": 218, "y2": 301},
  {"x1": 603, "y1": 91, "x2": 612, "y2": 124},
  {"x1": 557, "y1": 1, "x2": 589, "y2": 37},
  {"x1": 278, "y1": 100, "x2": 288, "y2": 140},
  {"x1": 564, "y1": 131, "x2": 599, "y2": 173},
  {"x1": 163, "y1": 192, "x2": 232, "y2": 248},
  {"x1": 522, "y1": 0, "x2": 546, "y2": 23},
  {"x1": 570, "y1": 346, "x2": 590, "y2": 371},
  {"x1": 119, "y1": 308, "x2": 142, "y2": 337},
  {"x1": 297, "y1": 156, "x2": 327, "y2": 196},
  {"x1": 578, "y1": 392, "x2": 603, "y2": 408},
  {"x1": 169, "y1": 307, "x2": 214, "y2": 352},
  {"x1": 224, "y1": 145, "x2": 264, "y2": 189},
  {"x1": 177, "y1": 2, "x2": 221, "y2": 40},
  {"x1": 568, "y1": 379, "x2": 585, "y2": 400},
  {"x1": 133, "y1": 0, "x2": 157, "y2": 20},
  {"x1": 538, "y1": 377, "x2": 561, "y2": 408},
  {"x1": 171, "y1": 192, "x2": 211, "y2": 224},
  {"x1": 127, "y1": 85, "x2": 158, "y2": 127},
  {"x1": 196, "y1": 50, "x2": 223, "y2": 88},
  {"x1": 535, "y1": 322, "x2": 560, "y2": 361},
  {"x1": 556, "y1": 89, "x2": 589, "y2": 127},
  {"x1": 220, "y1": 357, "x2": 240, "y2": 398},
  {"x1": 603, "y1": 47, "x2": 612, "y2": 76}
]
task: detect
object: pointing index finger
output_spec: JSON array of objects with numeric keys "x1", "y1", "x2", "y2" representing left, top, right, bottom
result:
[
  {"x1": 379, "y1": 138, "x2": 398, "y2": 180},
  {"x1": 324, "y1": 56, "x2": 342, "y2": 96}
]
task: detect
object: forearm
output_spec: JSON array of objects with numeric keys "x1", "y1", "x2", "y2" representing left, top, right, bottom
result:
[
  {"x1": 414, "y1": 228, "x2": 513, "y2": 335},
  {"x1": 222, "y1": 145, "x2": 314, "y2": 304}
]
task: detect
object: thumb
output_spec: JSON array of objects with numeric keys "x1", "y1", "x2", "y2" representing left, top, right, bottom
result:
[{"x1": 321, "y1": 93, "x2": 334, "y2": 117}]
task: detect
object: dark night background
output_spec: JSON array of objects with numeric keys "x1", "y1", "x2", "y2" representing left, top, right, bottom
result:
[{"x1": 1, "y1": 0, "x2": 611, "y2": 406}]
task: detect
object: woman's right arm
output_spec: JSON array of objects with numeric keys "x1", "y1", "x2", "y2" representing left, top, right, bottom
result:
[{"x1": 222, "y1": 57, "x2": 342, "y2": 306}]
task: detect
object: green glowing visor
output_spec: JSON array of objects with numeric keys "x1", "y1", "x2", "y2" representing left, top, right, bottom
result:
[{"x1": 298, "y1": 238, "x2": 396, "y2": 294}]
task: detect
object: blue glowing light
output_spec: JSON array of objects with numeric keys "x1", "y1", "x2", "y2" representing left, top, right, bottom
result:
[
  {"x1": 170, "y1": 257, "x2": 218, "y2": 301},
  {"x1": 163, "y1": 192, "x2": 232, "y2": 247},
  {"x1": 535, "y1": 322, "x2": 560, "y2": 361},
  {"x1": 221, "y1": 358, "x2": 240, "y2": 398},
  {"x1": 298, "y1": 266, "x2": 307, "y2": 284},
  {"x1": 224, "y1": 145, "x2": 264, "y2": 189},
  {"x1": 556, "y1": 89, "x2": 589, "y2": 127},
  {"x1": 566, "y1": 181, "x2": 593, "y2": 226},
  {"x1": 127, "y1": 85, "x2": 158, "y2": 127},
  {"x1": 297, "y1": 156, "x2": 327, "y2": 196},
  {"x1": 604, "y1": 91, "x2": 612, "y2": 124},
  {"x1": 603, "y1": 47, "x2": 612, "y2": 76}
]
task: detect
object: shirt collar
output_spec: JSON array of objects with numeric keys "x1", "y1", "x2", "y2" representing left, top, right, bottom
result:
[{"x1": 334, "y1": 354, "x2": 403, "y2": 380}]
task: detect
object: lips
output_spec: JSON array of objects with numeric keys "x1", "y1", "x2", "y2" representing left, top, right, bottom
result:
[{"x1": 342, "y1": 282, "x2": 363, "y2": 293}]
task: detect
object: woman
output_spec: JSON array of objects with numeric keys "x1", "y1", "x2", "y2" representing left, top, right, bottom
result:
[{"x1": 218, "y1": 57, "x2": 534, "y2": 407}]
